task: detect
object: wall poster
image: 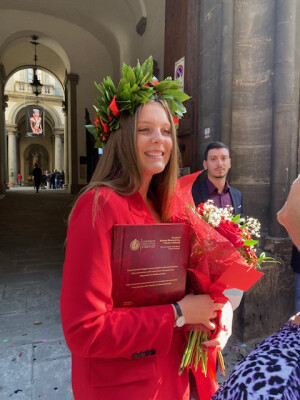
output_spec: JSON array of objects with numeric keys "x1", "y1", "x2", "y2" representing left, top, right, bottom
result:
[{"x1": 26, "y1": 105, "x2": 44, "y2": 137}]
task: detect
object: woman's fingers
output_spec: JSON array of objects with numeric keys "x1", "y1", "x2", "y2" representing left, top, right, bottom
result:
[
  {"x1": 202, "y1": 329, "x2": 230, "y2": 351},
  {"x1": 203, "y1": 320, "x2": 216, "y2": 330},
  {"x1": 202, "y1": 338, "x2": 220, "y2": 349}
]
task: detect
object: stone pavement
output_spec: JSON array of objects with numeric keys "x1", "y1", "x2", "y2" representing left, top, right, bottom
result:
[
  {"x1": 0, "y1": 186, "x2": 267, "y2": 400},
  {"x1": 0, "y1": 186, "x2": 74, "y2": 400}
]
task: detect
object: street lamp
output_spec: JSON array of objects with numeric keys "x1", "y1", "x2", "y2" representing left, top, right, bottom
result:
[{"x1": 30, "y1": 36, "x2": 43, "y2": 96}]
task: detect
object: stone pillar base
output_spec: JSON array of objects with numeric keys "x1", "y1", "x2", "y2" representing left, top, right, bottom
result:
[
  {"x1": 263, "y1": 236, "x2": 293, "y2": 261},
  {"x1": 0, "y1": 182, "x2": 6, "y2": 194},
  {"x1": 233, "y1": 238, "x2": 294, "y2": 342},
  {"x1": 68, "y1": 183, "x2": 85, "y2": 194}
]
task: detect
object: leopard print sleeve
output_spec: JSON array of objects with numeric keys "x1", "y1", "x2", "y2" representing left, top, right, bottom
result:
[{"x1": 212, "y1": 321, "x2": 300, "y2": 400}]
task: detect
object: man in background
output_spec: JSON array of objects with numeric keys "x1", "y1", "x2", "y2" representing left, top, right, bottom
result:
[{"x1": 191, "y1": 141, "x2": 244, "y2": 216}]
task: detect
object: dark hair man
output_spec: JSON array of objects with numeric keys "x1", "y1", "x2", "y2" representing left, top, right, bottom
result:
[
  {"x1": 32, "y1": 163, "x2": 42, "y2": 193},
  {"x1": 191, "y1": 141, "x2": 244, "y2": 216}
]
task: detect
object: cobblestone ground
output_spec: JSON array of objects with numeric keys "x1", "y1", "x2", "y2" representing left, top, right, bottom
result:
[{"x1": 0, "y1": 187, "x2": 74, "y2": 400}]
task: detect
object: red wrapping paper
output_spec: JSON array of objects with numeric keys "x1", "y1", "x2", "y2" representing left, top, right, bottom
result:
[
  {"x1": 172, "y1": 171, "x2": 263, "y2": 299},
  {"x1": 172, "y1": 171, "x2": 264, "y2": 399}
]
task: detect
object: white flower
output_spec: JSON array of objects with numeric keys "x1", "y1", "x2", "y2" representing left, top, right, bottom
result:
[{"x1": 243, "y1": 216, "x2": 261, "y2": 237}]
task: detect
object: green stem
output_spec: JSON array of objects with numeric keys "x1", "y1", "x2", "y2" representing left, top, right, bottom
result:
[
  {"x1": 189, "y1": 331, "x2": 198, "y2": 367},
  {"x1": 179, "y1": 331, "x2": 193, "y2": 375},
  {"x1": 185, "y1": 331, "x2": 198, "y2": 366},
  {"x1": 178, "y1": 330, "x2": 209, "y2": 376},
  {"x1": 194, "y1": 330, "x2": 202, "y2": 371}
]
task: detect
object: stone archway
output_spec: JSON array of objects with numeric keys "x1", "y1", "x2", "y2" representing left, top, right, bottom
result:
[
  {"x1": 24, "y1": 144, "x2": 49, "y2": 184},
  {"x1": 5, "y1": 72, "x2": 65, "y2": 186},
  {"x1": 0, "y1": 34, "x2": 69, "y2": 192}
]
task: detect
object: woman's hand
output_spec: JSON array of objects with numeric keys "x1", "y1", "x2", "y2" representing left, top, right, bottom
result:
[
  {"x1": 202, "y1": 300, "x2": 233, "y2": 351},
  {"x1": 177, "y1": 293, "x2": 225, "y2": 330}
]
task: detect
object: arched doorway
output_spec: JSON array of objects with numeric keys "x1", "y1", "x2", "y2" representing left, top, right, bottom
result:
[
  {"x1": 24, "y1": 143, "x2": 49, "y2": 184},
  {"x1": 0, "y1": 4, "x2": 166, "y2": 194},
  {"x1": 0, "y1": 35, "x2": 70, "y2": 191},
  {"x1": 5, "y1": 68, "x2": 65, "y2": 186}
]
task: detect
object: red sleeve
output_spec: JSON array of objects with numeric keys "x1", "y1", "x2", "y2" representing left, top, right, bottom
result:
[{"x1": 60, "y1": 189, "x2": 175, "y2": 359}]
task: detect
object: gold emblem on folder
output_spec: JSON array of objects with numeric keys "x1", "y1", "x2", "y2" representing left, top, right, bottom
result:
[{"x1": 130, "y1": 239, "x2": 140, "y2": 251}]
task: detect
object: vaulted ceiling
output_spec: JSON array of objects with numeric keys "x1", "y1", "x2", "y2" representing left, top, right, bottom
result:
[{"x1": 0, "y1": 0, "x2": 162, "y2": 85}]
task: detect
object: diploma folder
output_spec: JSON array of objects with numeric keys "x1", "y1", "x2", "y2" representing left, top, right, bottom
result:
[{"x1": 111, "y1": 223, "x2": 190, "y2": 307}]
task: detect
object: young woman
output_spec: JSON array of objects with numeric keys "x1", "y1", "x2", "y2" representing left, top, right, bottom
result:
[{"x1": 60, "y1": 58, "x2": 232, "y2": 400}]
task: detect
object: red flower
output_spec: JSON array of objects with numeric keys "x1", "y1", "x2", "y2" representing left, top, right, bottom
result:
[
  {"x1": 215, "y1": 220, "x2": 244, "y2": 248},
  {"x1": 100, "y1": 117, "x2": 110, "y2": 133},
  {"x1": 109, "y1": 95, "x2": 120, "y2": 117},
  {"x1": 196, "y1": 203, "x2": 205, "y2": 216},
  {"x1": 243, "y1": 227, "x2": 251, "y2": 240},
  {"x1": 244, "y1": 246, "x2": 257, "y2": 263},
  {"x1": 172, "y1": 116, "x2": 180, "y2": 125},
  {"x1": 144, "y1": 79, "x2": 159, "y2": 87},
  {"x1": 94, "y1": 116, "x2": 99, "y2": 127}
]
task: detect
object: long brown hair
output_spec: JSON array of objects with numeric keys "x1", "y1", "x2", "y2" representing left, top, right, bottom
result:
[{"x1": 76, "y1": 99, "x2": 180, "y2": 222}]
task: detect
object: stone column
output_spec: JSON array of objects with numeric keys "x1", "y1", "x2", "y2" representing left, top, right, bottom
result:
[
  {"x1": 220, "y1": 0, "x2": 234, "y2": 146},
  {"x1": 0, "y1": 65, "x2": 7, "y2": 194},
  {"x1": 269, "y1": 0, "x2": 297, "y2": 237},
  {"x1": 65, "y1": 73, "x2": 79, "y2": 194},
  {"x1": 7, "y1": 124, "x2": 18, "y2": 186},
  {"x1": 230, "y1": 0, "x2": 275, "y2": 229},
  {"x1": 164, "y1": 0, "x2": 201, "y2": 171},
  {"x1": 54, "y1": 129, "x2": 64, "y2": 171},
  {"x1": 62, "y1": 101, "x2": 68, "y2": 188}
]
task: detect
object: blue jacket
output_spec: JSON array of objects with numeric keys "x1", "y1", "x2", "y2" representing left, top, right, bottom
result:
[{"x1": 191, "y1": 176, "x2": 244, "y2": 217}]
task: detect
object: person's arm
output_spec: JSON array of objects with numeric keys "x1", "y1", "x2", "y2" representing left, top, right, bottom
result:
[
  {"x1": 291, "y1": 313, "x2": 300, "y2": 325},
  {"x1": 277, "y1": 174, "x2": 300, "y2": 250},
  {"x1": 39, "y1": 118, "x2": 43, "y2": 133}
]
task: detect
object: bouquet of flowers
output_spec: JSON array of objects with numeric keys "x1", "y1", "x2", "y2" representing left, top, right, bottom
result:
[
  {"x1": 171, "y1": 172, "x2": 269, "y2": 384},
  {"x1": 178, "y1": 200, "x2": 273, "y2": 376},
  {"x1": 195, "y1": 200, "x2": 272, "y2": 268}
]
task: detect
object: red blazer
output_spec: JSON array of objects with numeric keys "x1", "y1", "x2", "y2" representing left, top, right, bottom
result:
[{"x1": 60, "y1": 188, "x2": 191, "y2": 400}]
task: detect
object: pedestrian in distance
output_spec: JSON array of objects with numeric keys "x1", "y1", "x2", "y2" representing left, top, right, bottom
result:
[
  {"x1": 32, "y1": 163, "x2": 42, "y2": 193},
  {"x1": 17, "y1": 172, "x2": 22, "y2": 186}
]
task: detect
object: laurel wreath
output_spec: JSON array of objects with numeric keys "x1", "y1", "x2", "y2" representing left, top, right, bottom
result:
[{"x1": 85, "y1": 56, "x2": 190, "y2": 148}]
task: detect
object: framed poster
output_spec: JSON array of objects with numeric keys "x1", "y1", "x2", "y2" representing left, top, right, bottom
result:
[{"x1": 26, "y1": 105, "x2": 44, "y2": 137}]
